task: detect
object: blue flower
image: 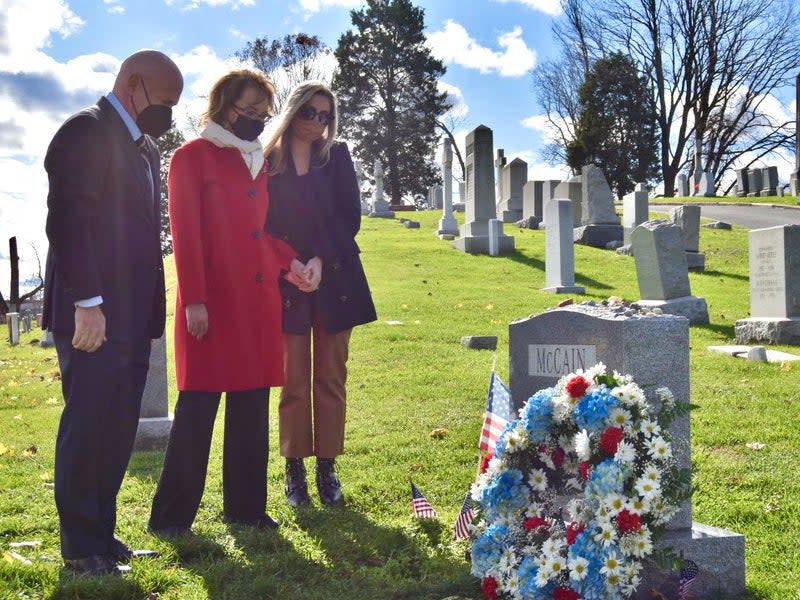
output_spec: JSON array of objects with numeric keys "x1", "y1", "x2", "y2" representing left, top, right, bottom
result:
[
  {"x1": 493, "y1": 419, "x2": 519, "y2": 459},
  {"x1": 471, "y1": 524, "x2": 510, "y2": 577},
  {"x1": 585, "y1": 458, "x2": 628, "y2": 500},
  {"x1": 479, "y1": 468, "x2": 528, "y2": 520},
  {"x1": 574, "y1": 387, "x2": 618, "y2": 431},
  {"x1": 522, "y1": 388, "x2": 555, "y2": 442},
  {"x1": 569, "y1": 531, "x2": 607, "y2": 599}
]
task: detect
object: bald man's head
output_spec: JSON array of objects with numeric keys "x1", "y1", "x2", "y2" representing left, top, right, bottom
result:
[{"x1": 113, "y1": 49, "x2": 183, "y2": 138}]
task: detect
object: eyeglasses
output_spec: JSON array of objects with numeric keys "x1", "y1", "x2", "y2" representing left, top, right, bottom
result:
[
  {"x1": 297, "y1": 105, "x2": 333, "y2": 126},
  {"x1": 233, "y1": 105, "x2": 272, "y2": 123}
]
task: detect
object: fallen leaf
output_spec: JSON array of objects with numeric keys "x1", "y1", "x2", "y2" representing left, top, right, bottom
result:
[
  {"x1": 46, "y1": 397, "x2": 60, "y2": 406},
  {"x1": 23, "y1": 445, "x2": 38, "y2": 457},
  {"x1": 430, "y1": 428, "x2": 449, "y2": 439},
  {"x1": 782, "y1": 361, "x2": 793, "y2": 371},
  {"x1": 9, "y1": 541, "x2": 42, "y2": 549},
  {"x1": 3, "y1": 551, "x2": 32, "y2": 565},
  {"x1": 485, "y1": 303, "x2": 494, "y2": 310},
  {"x1": 745, "y1": 442, "x2": 766, "y2": 450},
  {"x1": 0, "y1": 443, "x2": 10, "y2": 456},
  {"x1": 410, "y1": 463, "x2": 422, "y2": 471}
]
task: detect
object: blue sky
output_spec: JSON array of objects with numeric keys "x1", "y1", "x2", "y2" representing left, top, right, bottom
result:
[{"x1": 0, "y1": 0, "x2": 570, "y2": 294}]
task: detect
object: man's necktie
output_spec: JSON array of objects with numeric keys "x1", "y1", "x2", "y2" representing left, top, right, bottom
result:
[{"x1": 136, "y1": 136, "x2": 155, "y2": 202}]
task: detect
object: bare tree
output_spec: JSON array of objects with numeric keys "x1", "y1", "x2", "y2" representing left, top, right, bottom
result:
[
  {"x1": 535, "y1": 0, "x2": 800, "y2": 195},
  {"x1": 17, "y1": 242, "x2": 43, "y2": 305},
  {"x1": 235, "y1": 34, "x2": 334, "y2": 113}
]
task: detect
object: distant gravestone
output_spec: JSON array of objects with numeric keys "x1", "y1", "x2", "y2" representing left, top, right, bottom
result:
[
  {"x1": 7, "y1": 312, "x2": 19, "y2": 346},
  {"x1": 677, "y1": 173, "x2": 689, "y2": 197},
  {"x1": 40, "y1": 329, "x2": 54, "y2": 348},
  {"x1": 437, "y1": 139, "x2": 459, "y2": 239},
  {"x1": 574, "y1": 164, "x2": 623, "y2": 248},
  {"x1": 22, "y1": 316, "x2": 31, "y2": 333},
  {"x1": 508, "y1": 305, "x2": 745, "y2": 598},
  {"x1": 368, "y1": 159, "x2": 394, "y2": 218},
  {"x1": 735, "y1": 225, "x2": 800, "y2": 345},
  {"x1": 697, "y1": 172, "x2": 715, "y2": 197},
  {"x1": 541, "y1": 179, "x2": 561, "y2": 226},
  {"x1": 670, "y1": 205, "x2": 705, "y2": 272},
  {"x1": 498, "y1": 158, "x2": 527, "y2": 223},
  {"x1": 494, "y1": 148, "x2": 506, "y2": 204},
  {"x1": 428, "y1": 184, "x2": 443, "y2": 210},
  {"x1": 791, "y1": 173, "x2": 799, "y2": 197},
  {"x1": 760, "y1": 166, "x2": 779, "y2": 197},
  {"x1": 353, "y1": 159, "x2": 369, "y2": 215},
  {"x1": 553, "y1": 176, "x2": 582, "y2": 227},
  {"x1": 521, "y1": 180, "x2": 543, "y2": 227},
  {"x1": 134, "y1": 333, "x2": 173, "y2": 451},
  {"x1": 632, "y1": 220, "x2": 709, "y2": 324},
  {"x1": 452, "y1": 125, "x2": 514, "y2": 255},
  {"x1": 747, "y1": 168, "x2": 763, "y2": 198},
  {"x1": 735, "y1": 168, "x2": 749, "y2": 197},
  {"x1": 542, "y1": 198, "x2": 584, "y2": 295},
  {"x1": 622, "y1": 182, "x2": 649, "y2": 246}
]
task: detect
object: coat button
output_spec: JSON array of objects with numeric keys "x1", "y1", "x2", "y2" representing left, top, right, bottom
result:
[
  {"x1": 333, "y1": 262, "x2": 341, "y2": 271},
  {"x1": 255, "y1": 273, "x2": 264, "y2": 283},
  {"x1": 284, "y1": 299, "x2": 291, "y2": 308},
  {"x1": 339, "y1": 294, "x2": 348, "y2": 302},
  {"x1": 248, "y1": 188, "x2": 257, "y2": 198},
  {"x1": 252, "y1": 230, "x2": 261, "y2": 239}
]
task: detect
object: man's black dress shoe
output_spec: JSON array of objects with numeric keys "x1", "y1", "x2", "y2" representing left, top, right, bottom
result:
[
  {"x1": 316, "y1": 458, "x2": 344, "y2": 506},
  {"x1": 111, "y1": 537, "x2": 160, "y2": 562},
  {"x1": 64, "y1": 554, "x2": 119, "y2": 576},
  {"x1": 285, "y1": 458, "x2": 311, "y2": 507}
]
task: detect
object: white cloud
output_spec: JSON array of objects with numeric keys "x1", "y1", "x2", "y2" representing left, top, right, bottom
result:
[
  {"x1": 491, "y1": 0, "x2": 563, "y2": 17},
  {"x1": 295, "y1": 0, "x2": 361, "y2": 16},
  {"x1": 427, "y1": 20, "x2": 537, "y2": 78},
  {"x1": 439, "y1": 81, "x2": 469, "y2": 119},
  {"x1": 230, "y1": 27, "x2": 247, "y2": 40},
  {"x1": 165, "y1": 0, "x2": 255, "y2": 11},
  {"x1": 103, "y1": 0, "x2": 126, "y2": 14}
]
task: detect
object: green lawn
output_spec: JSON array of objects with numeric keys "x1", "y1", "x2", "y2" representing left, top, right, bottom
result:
[
  {"x1": 1, "y1": 210, "x2": 798, "y2": 599},
  {"x1": 652, "y1": 193, "x2": 799, "y2": 207}
]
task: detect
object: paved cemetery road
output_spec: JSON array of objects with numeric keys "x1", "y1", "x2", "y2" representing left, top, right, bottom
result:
[{"x1": 650, "y1": 203, "x2": 800, "y2": 230}]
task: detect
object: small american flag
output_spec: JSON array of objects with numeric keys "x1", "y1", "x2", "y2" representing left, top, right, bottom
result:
[
  {"x1": 411, "y1": 482, "x2": 438, "y2": 519},
  {"x1": 478, "y1": 372, "x2": 513, "y2": 452},
  {"x1": 453, "y1": 491, "x2": 478, "y2": 540},
  {"x1": 678, "y1": 559, "x2": 699, "y2": 599}
]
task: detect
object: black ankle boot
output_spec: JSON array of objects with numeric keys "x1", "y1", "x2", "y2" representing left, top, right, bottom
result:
[
  {"x1": 316, "y1": 458, "x2": 344, "y2": 506},
  {"x1": 285, "y1": 458, "x2": 310, "y2": 507}
]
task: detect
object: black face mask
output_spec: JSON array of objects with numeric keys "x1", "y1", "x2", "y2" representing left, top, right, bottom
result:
[
  {"x1": 134, "y1": 80, "x2": 173, "y2": 139},
  {"x1": 231, "y1": 114, "x2": 265, "y2": 142}
]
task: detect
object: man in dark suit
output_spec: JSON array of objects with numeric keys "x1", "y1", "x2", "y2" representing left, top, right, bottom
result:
[{"x1": 43, "y1": 50, "x2": 183, "y2": 575}]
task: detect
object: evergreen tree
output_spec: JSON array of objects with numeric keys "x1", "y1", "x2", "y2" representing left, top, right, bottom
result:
[
  {"x1": 333, "y1": 0, "x2": 448, "y2": 205},
  {"x1": 156, "y1": 125, "x2": 185, "y2": 256},
  {"x1": 566, "y1": 52, "x2": 659, "y2": 198}
]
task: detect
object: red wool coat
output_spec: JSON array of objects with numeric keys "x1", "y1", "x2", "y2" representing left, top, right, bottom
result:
[{"x1": 168, "y1": 138, "x2": 296, "y2": 392}]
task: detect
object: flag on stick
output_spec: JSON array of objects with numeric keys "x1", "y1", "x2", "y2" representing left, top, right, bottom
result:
[
  {"x1": 410, "y1": 482, "x2": 438, "y2": 519},
  {"x1": 678, "y1": 559, "x2": 699, "y2": 599},
  {"x1": 453, "y1": 491, "x2": 478, "y2": 540},
  {"x1": 478, "y1": 372, "x2": 513, "y2": 452}
]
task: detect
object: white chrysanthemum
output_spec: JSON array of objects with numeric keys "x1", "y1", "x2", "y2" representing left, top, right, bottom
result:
[
  {"x1": 642, "y1": 464, "x2": 661, "y2": 482},
  {"x1": 534, "y1": 568, "x2": 550, "y2": 588},
  {"x1": 606, "y1": 572, "x2": 623, "y2": 588},
  {"x1": 541, "y1": 538, "x2": 563, "y2": 558},
  {"x1": 504, "y1": 424, "x2": 528, "y2": 454},
  {"x1": 647, "y1": 436, "x2": 672, "y2": 460},
  {"x1": 504, "y1": 573, "x2": 521, "y2": 596},
  {"x1": 558, "y1": 434, "x2": 574, "y2": 452},
  {"x1": 528, "y1": 468, "x2": 548, "y2": 493},
  {"x1": 600, "y1": 552, "x2": 623, "y2": 576},
  {"x1": 614, "y1": 440, "x2": 636, "y2": 464},
  {"x1": 618, "y1": 532, "x2": 638, "y2": 556},
  {"x1": 634, "y1": 476, "x2": 661, "y2": 500},
  {"x1": 656, "y1": 386, "x2": 675, "y2": 409},
  {"x1": 594, "y1": 522, "x2": 618, "y2": 547},
  {"x1": 630, "y1": 528, "x2": 653, "y2": 557},
  {"x1": 604, "y1": 493, "x2": 626, "y2": 514},
  {"x1": 622, "y1": 574, "x2": 642, "y2": 596},
  {"x1": 552, "y1": 393, "x2": 573, "y2": 422},
  {"x1": 640, "y1": 419, "x2": 661, "y2": 437},
  {"x1": 612, "y1": 370, "x2": 633, "y2": 385},
  {"x1": 607, "y1": 407, "x2": 633, "y2": 429},
  {"x1": 568, "y1": 556, "x2": 589, "y2": 581},
  {"x1": 625, "y1": 496, "x2": 649, "y2": 515},
  {"x1": 538, "y1": 449, "x2": 556, "y2": 471},
  {"x1": 595, "y1": 505, "x2": 612, "y2": 523},
  {"x1": 585, "y1": 362, "x2": 607, "y2": 380},
  {"x1": 498, "y1": 546, "x2": 517, "y2": 574},
  {"x1": 525, "y1": 504, "x2": 545, "y2": 519},
  {"x1": 574, "y1": 429, "x2": 591, "y2": 462},
  {"x1": 545, "y1": 556, "x2": 566, "y2": 577},
  {"x1": 566, "y1": 498, "x2": 585, "y2": 521}
]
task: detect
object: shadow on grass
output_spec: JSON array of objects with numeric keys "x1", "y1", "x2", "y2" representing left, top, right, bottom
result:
[
  {"x1": 51, "y1": 567, "x2": 148, "y2": 600},
  {"x1": 697, "y1": 321, "x2": 736, "y2": 340},
  {"x1": 698, "y1": 269, "x2": 749, "y2": 283},
  {"x1": 126, "y1": 449, "x2": 166, "y2": 482},
  {"x1": 505, "y1": 250, "x2": 614, "y2": 290}
]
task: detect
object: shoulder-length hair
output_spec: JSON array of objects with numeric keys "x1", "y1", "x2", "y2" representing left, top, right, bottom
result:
[
  {"x1": 199, "y1": 69, "x2": 276, "y2": 128},
  {"x1": 263, "y1": 80, "x2": 338, "y2": 175}
]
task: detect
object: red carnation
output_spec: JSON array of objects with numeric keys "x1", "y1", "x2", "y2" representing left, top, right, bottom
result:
[
  {"x1": 565, "y1": 375, "x2": 591, "y2": 398},
  {"x1": 554, "y1": 587, "x2": 581, "y2": 600},
  {"x1": 600, "y1": 427, "x2": 625, "y2": 455},
  {"x1": 523, "y1": 516, "x2": 549, "y2": 532},
  {"x1": 616, "y1": 509, "x2": 642, "y2": 534},
  {"x1": 480, "y1": 452, "x2": 494, "y2": 474},
  {"x1": 566, "y1": 521, "x2": 585, "y2": 545},
  {"x1": 579, "y1": 461, "x2": 591, "y2": 481},
  {"x1": 482, "y1": 576, "x2": 499, "y2": 599},
  {"x1": 552, "y1": 446, "x2": 566, "y2": 468}
]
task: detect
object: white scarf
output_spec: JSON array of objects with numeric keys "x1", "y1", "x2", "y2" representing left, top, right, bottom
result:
[{"x1": 200, "y1": 121, "x2": 265, "y2": 180}]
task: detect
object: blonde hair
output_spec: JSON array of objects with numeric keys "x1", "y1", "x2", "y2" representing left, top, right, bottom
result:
[
  {"x1": 199, "y1": 69, "x2": 275, "y2": 128},
  {"x1": 263, "y1": 81, "x2": 338, "y2": 175}
]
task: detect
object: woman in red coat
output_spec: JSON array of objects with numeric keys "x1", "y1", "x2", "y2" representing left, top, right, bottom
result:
[{"x1": 149, "y1": 69, "x2": 306, "y2": 534}]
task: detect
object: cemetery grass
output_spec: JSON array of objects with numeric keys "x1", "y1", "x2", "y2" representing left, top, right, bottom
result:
[
  {"x1": 653, "y1": 194, "x2": 799, "y2": 207},
  {"x1": 0, "y1": 211, "x2": 797, "y2": 600}
]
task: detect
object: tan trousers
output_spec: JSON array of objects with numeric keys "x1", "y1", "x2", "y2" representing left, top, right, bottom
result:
[{"x1": 279, "y1": 322, "x2": 352, "y2": 459}]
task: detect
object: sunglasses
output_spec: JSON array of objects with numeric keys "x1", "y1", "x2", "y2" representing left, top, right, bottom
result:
[
  {"x1": 298, "y1": 105, "x2": 333, "y2": 126},
  {"x1": 233, "y1": 105, "x2": 272, "y2": 123}
]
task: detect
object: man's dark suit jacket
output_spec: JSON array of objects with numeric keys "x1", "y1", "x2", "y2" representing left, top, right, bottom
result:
[{"x1": 43, "y1": 96, "x2": 166, "y2": 342}]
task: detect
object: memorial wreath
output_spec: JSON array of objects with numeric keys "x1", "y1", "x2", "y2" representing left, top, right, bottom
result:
[{"x1": 470, "y1": 364, "x2": 691, "y2": 600}]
